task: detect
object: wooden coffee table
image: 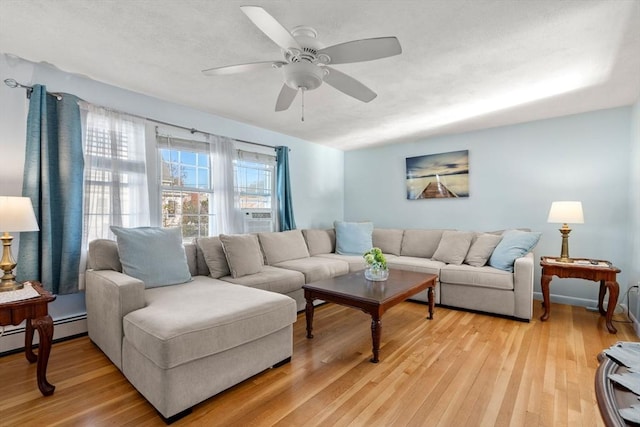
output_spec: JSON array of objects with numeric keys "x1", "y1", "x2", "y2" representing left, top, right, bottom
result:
[{"x1": 303, "y1": 269, "x2": 437, "y2": 363}]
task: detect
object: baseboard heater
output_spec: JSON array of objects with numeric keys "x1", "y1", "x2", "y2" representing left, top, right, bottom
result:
[{"x1": 0, "y1": 313, "x2": 88, "y2": 356}]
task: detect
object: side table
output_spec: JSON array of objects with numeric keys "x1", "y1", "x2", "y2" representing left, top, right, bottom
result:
[
  {"x1": 0, "y1": 281, "x2": 56, "y2": 395},
  {"x1": 540, "y1": 257, "x2": 620, "y2": 334}
]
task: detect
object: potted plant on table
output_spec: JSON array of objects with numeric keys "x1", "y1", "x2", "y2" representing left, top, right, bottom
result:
[{"x1": 363, "y1": 247, "x2": 389, "y2": 281}]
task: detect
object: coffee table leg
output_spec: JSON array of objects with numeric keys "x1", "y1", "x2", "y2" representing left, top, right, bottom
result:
[
  {"x1": 370, "y1": 315, "x2": 381, "y2": 363},
  {"x1": 305, "y1": 296, "x2": 314, "y2": 339},
  {"x1": 427, "y1": 287, "x2": 434, "y2": 320}
]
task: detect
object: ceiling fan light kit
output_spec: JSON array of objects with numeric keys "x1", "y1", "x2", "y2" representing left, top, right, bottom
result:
[
  {"x1": 283, "y1": 62, "x2": 326, "y2": 91},
  {"x1": 202, "y1": 6, "x2": 402, "y2": 117}
]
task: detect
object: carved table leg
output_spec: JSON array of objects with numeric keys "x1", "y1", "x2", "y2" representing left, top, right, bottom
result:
[
  {"x1": 604, "y1": 281, "x2": 619, "y2": 334},
  {"x1": 540, "y1": 274, "x2": 552, "y2": 321},
  {"x1": 33, "y1": 315, "x2": 55, "y2": 395},
  {"x1": 427, "y1": 287, "x2": 434, "y2": 320},
  {"x1": 305, "y1": 296, "x2": 315, "y2": 339},
  {"x1": 598, "y1": 280, "x2": 607, "y2": 316},
  {"x1": 370, "y1": 314, "x2": 382, "y2": 363},
  {"x1": 24, "y1": 318, "x2": 37, "y2": 363}
]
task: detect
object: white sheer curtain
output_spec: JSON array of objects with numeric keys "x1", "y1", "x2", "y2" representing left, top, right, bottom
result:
[
  {"x1": 210, "y1": 135, "x2": 242, "y2": 234},
  {"x1": 78, "y1": 102, "x2": 150, "y2": 288}
]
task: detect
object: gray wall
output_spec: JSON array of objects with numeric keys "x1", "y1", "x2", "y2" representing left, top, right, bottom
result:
[{"x1": 345, "y1": 107, "x2": 634, "y2": 307}]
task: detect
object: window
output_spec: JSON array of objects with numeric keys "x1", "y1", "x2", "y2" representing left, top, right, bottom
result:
[
  {"x1": 233, "y1": 154, "x2": 274, "y2": 209},
  {"x1": 82, "y1": 105, "x2": 149, "y2": 243},
  {"x1": 157, "y1": 135, "x2": 214, "y2": 239},
  {"x1": 155, "y1": 136, "x2": 276, "y2": 237},
  {"x1": 234, "y1": 150, "x2": 276, "y2": 234}
]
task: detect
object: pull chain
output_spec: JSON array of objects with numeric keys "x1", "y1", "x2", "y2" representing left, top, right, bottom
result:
[{"x1": 301, "y1": 87, "x2": 305, "y2": 122}]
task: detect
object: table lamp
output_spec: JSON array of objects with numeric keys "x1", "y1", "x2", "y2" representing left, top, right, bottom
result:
[
  {"x1": 0, "y1": 196, "x2": 39, "y2": 291},
  {"x1": 547, "y1": 201, "x2": 584, "y2": 263}
]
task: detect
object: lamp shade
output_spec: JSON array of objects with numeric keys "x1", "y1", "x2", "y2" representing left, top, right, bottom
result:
[
  {"x1": 0, "y1": 196, "x2": 39, "y2": 232},
  {"x1": 547, "y1": 201, "x2": 584, "y2": 224}
]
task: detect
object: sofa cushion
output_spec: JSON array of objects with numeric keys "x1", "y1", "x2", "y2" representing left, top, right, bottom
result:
[
  {"x1": 196, "y1": 236, "x2": 231, "y2": 278},
  {"x1": 464, "y1": 233, "x2": 502, "y2": 267},
  {"x1": 110, "y1": 226, "x2": 192, "y2": 288},
  {"x1": 334, "y1": 221, "x2": 373, "y2": 255},
  {"x1": 220, "y1": 266, "x2": 305, "y2": 294},
  {"x1": 432, "y1": 231, "x2": 474, "y2": 265},
  {"x1": 219, "y1": 234, "x2": 264, "y2": 278},
  {"x1": 314, "y1": 253, "x2": 375, "y2": 272},
  {"x1": 184, "y1": 243, "x2": 199, "y2": 277},
  {"x1": 400, "y1": 229, "x2": 445, "y2": 258},
  {"x1": 302, "y1": 229, "x2": 335, "y2": 256},
  {"x1": 122, "y1": 277, "x2": 296, "y2": 369},
  {"x1": 273, "y1": 257, "x2": 349, "y2": 283},
  {"x1": 440, "y1": 264, "x2": 514, "y2": 290},
  {"x1": 386, "y1": 256, "x2": 446, "y2": 276},
  {"x1": 258, "y1": 230, "x2": 310, "y2": 265},
  {"x1": 372, "y1": 228, "x2": 404, "y2": 256},
  {"x1": 88, "y1": 239, "x2": 122, "y2": 272},
  {"x1": 489, "y1": 230, "x2": 541, "y2": 272}
]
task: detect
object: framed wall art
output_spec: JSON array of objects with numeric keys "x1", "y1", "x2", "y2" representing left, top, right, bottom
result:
[{"x1": 405, "y1": 150, "x2": 469, "y2": 199}]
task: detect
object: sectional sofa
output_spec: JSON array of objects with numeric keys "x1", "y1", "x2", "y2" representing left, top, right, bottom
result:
[{"x1": 85, "y1": 225, "x2": 539, "y2": 420}]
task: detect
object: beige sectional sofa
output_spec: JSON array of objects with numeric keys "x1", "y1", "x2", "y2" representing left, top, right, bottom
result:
[{"x1": 85, "y1": 226, "x2": 537, "y2": 420}]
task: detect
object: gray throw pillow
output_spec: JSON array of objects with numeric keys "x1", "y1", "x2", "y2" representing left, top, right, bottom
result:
[
  {"x1": 464, "y1": 233, "x2": 503, "y2": 267},
  {"x1": 219, "y1": 234, "x2": 264, "y2": 278},
  {"x1": 87, "y1": 239, "x2": 122, "y2": 272},
  {"x1": 196, "y1": 236, "x2": 231, "y2": 278},
  {"x1": 432, "y1": 230, "x2": 474, "y2": 265},
  {"x1": 110, "y1": 226, "x2": 192, "y2": 288},
  {"x1": 258, "y1": 230, "x2": 310, "y2": 265},
  {"x1": 302, "y1": 229, "x2": 335, "y2": 255}
]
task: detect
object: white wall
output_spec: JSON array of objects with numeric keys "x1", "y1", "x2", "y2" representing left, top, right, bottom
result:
[
  {"x1": 345, "y1": 108, "x2": 633, "y2": 306},
  {"x1": 0, "y1": 54, "x2": 344, "y2": 231}
]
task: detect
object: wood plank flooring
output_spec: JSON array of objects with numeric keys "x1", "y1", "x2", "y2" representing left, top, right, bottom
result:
[{"x1": 0, "y1": 301, "x2": 637, "y2": 426}]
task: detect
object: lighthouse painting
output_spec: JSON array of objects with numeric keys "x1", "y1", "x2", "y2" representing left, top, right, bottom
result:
[{"x1": 405, "y1": 150, "x2": 469, "y2": 199}]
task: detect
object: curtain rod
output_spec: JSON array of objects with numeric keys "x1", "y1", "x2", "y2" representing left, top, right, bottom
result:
[
  {"x1": 4, "y1": 78, "x2": 63, "y2": 100},
  {"x1": 4, "y1": 78, "x2": 286, "y2": 152},
  {"x1": 146, "y1": 116, "x2": 280, "y2": 151}
]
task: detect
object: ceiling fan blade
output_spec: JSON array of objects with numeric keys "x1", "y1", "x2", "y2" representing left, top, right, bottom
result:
[
  {"x1": 240, "y1": 6, "x2": 301, "y2": 51},
  {"x1": 202, "y1": 61, "x2": 284, "y2": 76},
  {"x1": 318, "y1": 37, "x2": 402, "y2": 65},
  {"x1": 323, "y1": 67, "x2": 377, "y2": 103},
  {"x1": 275, "y1": 84, "x2": 298, "y2": 111}
]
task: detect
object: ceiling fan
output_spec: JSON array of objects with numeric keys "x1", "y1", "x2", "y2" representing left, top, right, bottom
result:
[{"x1": 202, "y1": 6, "x2": 402, "y2": 116}]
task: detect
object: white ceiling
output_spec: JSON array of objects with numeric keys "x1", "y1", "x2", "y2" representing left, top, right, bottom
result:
[{"x1": 1, "y1": 0, "x2": 639, "y2": 151}]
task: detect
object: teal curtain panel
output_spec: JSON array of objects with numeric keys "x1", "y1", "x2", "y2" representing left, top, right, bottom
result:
[
  {"x1": 275, "y1": 146, "x2": 296, "y2": 231},
  {"x1": 17, "y1": 85, "x2": 84, "y2": 294}
]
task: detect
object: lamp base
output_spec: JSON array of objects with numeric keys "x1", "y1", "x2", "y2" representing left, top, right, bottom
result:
[
  {"x1": 557, "y1": 224, "x2": 573, "y2": 263},
  {"x1": 0, "y1": 278, "x2": 24, "y2": 292}
]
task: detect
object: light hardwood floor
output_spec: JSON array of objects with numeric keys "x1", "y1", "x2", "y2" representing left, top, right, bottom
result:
[{"x1": 1, "y1": 301, "x2": 637, "y2": 426}]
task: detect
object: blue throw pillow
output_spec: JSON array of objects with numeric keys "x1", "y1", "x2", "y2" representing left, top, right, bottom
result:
[
  {"x1": 110, "y1": 226, "x2": 192, "y2": 288},
  {"x1": 489, "y1": 229, "x2": 542, "y2": 272},
  {"x1": 334, "y1": 221, "x2": 374, "y2": 255}
]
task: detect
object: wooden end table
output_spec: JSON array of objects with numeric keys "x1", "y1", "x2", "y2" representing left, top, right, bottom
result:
[
  {"x1": 0, "y1": 281, "x2": 56, "y2": 395},
  {"x1": 540, "y1": 257, "x2": 620, "y2": 334},
  {"x1": 303, "y1": 269, "x2": 437, "y2": 363}
]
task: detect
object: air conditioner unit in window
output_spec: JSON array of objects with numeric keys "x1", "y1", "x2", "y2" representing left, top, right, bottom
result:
[{"x1": 242, "y1": 209, "x2": 275, "y2": 233}]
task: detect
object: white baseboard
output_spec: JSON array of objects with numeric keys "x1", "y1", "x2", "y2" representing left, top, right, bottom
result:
[{"x1": 0, "y1": 314, "x2": 87, "y2": 355}]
